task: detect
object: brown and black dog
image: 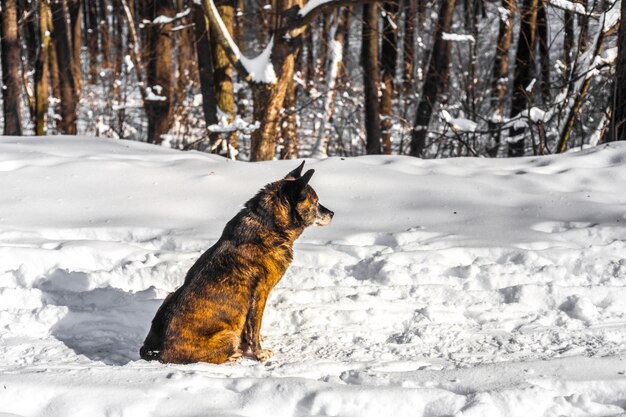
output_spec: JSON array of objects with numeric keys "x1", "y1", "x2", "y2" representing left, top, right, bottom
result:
[{"x1": 140, "y1": 162, "x2": 333, "y2": 364}]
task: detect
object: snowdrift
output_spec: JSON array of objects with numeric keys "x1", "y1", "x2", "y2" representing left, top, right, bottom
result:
[{"x1": 1, "y1": 136, "x2": 626, "y2": 416}]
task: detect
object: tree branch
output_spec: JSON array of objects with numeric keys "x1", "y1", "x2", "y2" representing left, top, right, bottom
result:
[{"x1": 200, "y1": 0, "x2": 251, "y2": 82}]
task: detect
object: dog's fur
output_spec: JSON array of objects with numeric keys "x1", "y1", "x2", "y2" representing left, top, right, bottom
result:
[{"x1": 139, "y1": 162, "x2": 333, "y2": 364}]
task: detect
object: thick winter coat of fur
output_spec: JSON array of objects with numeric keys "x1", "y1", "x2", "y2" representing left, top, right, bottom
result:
[{"x1": 140, "y1": 162, "x2": 333, "y2": 364}]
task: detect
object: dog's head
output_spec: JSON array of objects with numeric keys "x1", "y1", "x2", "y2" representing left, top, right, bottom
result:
[
  {"x1": 282, "y1": 161, "x2": 334, "y2": 228},
  {"x1": 246, "y1": 161, "x2": 333, "y2": 232}
]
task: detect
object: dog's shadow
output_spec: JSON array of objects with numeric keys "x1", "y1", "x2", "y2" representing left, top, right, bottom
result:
[{"x1": 38, "y1": 269, "x2": 163, "y2": 365}]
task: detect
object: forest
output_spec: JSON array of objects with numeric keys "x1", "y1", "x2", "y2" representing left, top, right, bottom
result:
[{"x1": 1, "y1": 0, "x2": 625, "y2": 160}]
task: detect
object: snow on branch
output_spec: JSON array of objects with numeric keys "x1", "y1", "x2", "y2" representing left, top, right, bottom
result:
[
  {"x1": 200, "y1": 0, "x2": 277, "y2": 83},
  {"x1": 442, "y1": 33, "x2": 475, "y2": 43},
  {"x1": 547, "y1": 0, "x2": 588, "y2": 15},
  {"x1": 144, "y1": 8, "x2": 191, "y2": 25},
  {"x1": 293, "y1": 0, "x2": 381, "y2": 29}
]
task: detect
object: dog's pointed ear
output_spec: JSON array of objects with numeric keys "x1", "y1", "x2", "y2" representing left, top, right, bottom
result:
[
  {"x1": 284, "y1": 161, "x2": 305, "y2": 180},
  {"x1": 283, "y1": 169, "x2": 315, "y2": 200},
  {"x1": 299, "y1": 169, "x2": 314, "y2": 186}
]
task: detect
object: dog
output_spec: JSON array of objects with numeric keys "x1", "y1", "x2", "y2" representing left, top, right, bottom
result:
[{"x1": 139, "y1": 161, "x2": 333, "y2": 364}]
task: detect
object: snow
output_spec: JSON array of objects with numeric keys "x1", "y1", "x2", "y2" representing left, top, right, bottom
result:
[
  {"x1": 2, "y1": 136, "x2": 626, "y2": 416},
  {"x1": 441, "y1": 110, "x2": 477, "y2": 132},
  {"x1": 442, "y1": 33, "x2": 476, "y2": 43},
  {"x1": 240, "y1": 38, "x2": 278, "y2": 84},
  {"x1": 548, "y1": 0, "x2": 587, "y2": 14},
  {"x1": 150, "y1": 9, "x2": 190, "y2": 25},
  {"x1": 298, "y1": 0, "x2": 334, "y2": 18}
]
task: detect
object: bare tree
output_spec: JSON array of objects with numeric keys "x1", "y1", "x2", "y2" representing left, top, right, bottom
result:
[
  {"x1": 537, "y1": 0, "x2": 550, "y2": 104},
  {"x1": 210, "y1": 0, "x2": 238, "y2": 151},
  {"x1": 402, "y1": 0, "x2": 417, "y2": 96},
  {"x1": 99, "y1": 0, "x2": 111, "y2": 69},
  {"x1": 362, "y1": 3, "x2": 382, "y2": 154},
  {"x1": 410, "y1": 0, "x2": 456, "y2": 156},
  {"x1": 69, "y1": 0, "x2": 83, "y2": 95},
  {"x1": 192, "y1": 2, "x2": 219, "y2": 136},
  {"x1": 487, "y1": 0, "x2": 516, "y2": 157},
  {"x1": 381, "y1": 1, "x2": 398, "y2": 154},
  {"x1": 35, "y1": 0, "x2": 52, "y2": 135},
  {"x1": 51, "y1": 0, "x2": 78, "y2": 134},
  {"x1": 86, "y1": 0, "x2": 99, "y2": 84},
  {"x1": 608, "y1": 0, "x2": 626, "y2": 142},
  {"x1": 140, "y1": 0, "x2": 175, "y2": 144},
  {"x1": 311, "y1": 7, "x2": 351, "y2": 157},
  {"x1": 507, "y1": 0, "x2": 538, "y2": 157},
  {"x1": 1, "y1": 0, "x2": 23, "y2": 135}
]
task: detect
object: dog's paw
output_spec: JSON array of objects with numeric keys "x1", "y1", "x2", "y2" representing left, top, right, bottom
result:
[
  {"x1": 228, "y1": 348, "x2": 243, "y2": 362},
  {"x1": 253, "y1": 348, "x2": 273, "y2": 362}
]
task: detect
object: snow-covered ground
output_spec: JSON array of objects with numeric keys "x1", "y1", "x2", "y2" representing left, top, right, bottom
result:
[{"x1": 1, "y1": 136, "x2": 626, "y2": 416}]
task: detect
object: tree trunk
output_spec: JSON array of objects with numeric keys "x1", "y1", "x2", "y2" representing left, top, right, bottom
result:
[
  {"x1": 487, "y1": 0, "x2": 515, "y2": 157},
  {"x1": 402, "y1": 0, "x2": 417, "y2": 96},
  {"x1": 280, "y1": 77, "x2": 298, "y2": 159},
  {"x1": 141, "y1": 0, "x2": 174, "y2": 144},
  {"x1": 234, "y1": 0, "x2": 244, "y2": 48},
  {"x1": 175, "y1": 0, "x2": 195, "y2": 122},
  {"x1": 537, "y1": 0, "x2": 550, "y2": 105},
  {"x1": 68, "y1": 0, "x2": 83, "y2": 96},
  {"x1": 210, "y1": 0, "x2": 237, "y2": 150},
  {"x1": 312, "y1": 7, "x2": 349, "y2": 157},
  {"x1": 20, "y1": 0, "x2": 38, "y2": 75},
  {"x1": 99, "y1": 0, "x2": 111, "y2": 69},
  {"x1": 35, "y1": 0, "x2": 52, "y2": 135},
  {"x1": 248, "y1": 0, "x2": 305, "y2": 161},
  {"x1": 507, "y1": 0, "x2": 538, "y2": 157},
  {"x1": 417, "y1": 0, "x2": 426, "y2": 29},
  {"x1": 362, "y1": 3, "x2": 382, "y2": 155},
  {"x1": 86, "y1": 0, "x2": 99, "y2": 84},
  {"x1": 304, "y1": 25, "x2": 315, "y2": 88},
  {"x1": 1, "y1": 0, "x2": 23, "y2": 135},
  {"x1": 318, "y1": 12, "x2": 330, "y2": 79},
  {"x1": 51, "y1": 0, "x2": 78, "y2": 134},
  {"x1": 409, "y1": 0, "x2": 456, "y2": 157},
  {"x1": 563, "y1": 11, "x2": 574, "y2": 70},
  {"x1": 578, "y1": 0, "x2": 588, "y2": 53},
  {"x1": 381, "y1": 1, "x2": 398, "y2": 154},
  {"x1": 608, "y1": 0, "x2": 626, "y2": 142},
  {"x1": 192, "y1": 3, "x2": 218, "y2": 132}
]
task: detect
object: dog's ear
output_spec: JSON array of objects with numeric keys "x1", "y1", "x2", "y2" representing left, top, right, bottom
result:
[
  {"x1": 283, "y1": 169, "x2": 315, "y2": 200},
  {"x1": 284, "y1": 161, "x2": 305, "y2": 180},
  {"x1": 299, "y1": 169, "x2": 314, "y2": 186}
]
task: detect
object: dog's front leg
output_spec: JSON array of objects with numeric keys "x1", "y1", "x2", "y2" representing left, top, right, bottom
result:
[{"x1": 242, "y1": 287, "x2": 272, "y2": 362}]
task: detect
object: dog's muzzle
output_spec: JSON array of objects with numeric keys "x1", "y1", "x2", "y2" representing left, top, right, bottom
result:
[{"x1": 315, "y1": 204, "x2": 334, "y2": 226}]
